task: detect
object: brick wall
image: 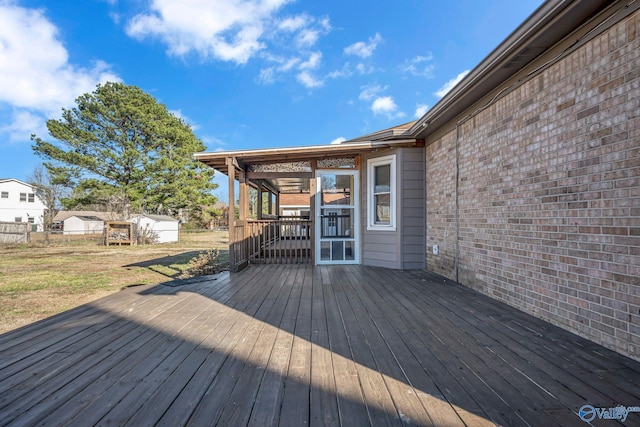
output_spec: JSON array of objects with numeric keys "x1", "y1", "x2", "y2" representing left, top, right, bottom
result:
[{"x1": 426, "y1": 10, "x2": 640, "y2": 360}]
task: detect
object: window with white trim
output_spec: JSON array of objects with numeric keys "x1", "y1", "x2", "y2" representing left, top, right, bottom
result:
[
  {"x1": 28, "y1": 193, "x2": 35, "y2": 203},
  {"x1": 367, "y1": 155, "x2": 396, "y2": 230},
  {"x1": 19, "y1": 193, "x2": 26, "y2": 202},
  {"x1": 1, "y1": 191, "x2": 8, "y2": 199}
]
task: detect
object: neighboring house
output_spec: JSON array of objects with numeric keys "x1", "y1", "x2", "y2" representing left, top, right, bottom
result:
[
  {"x1": 195, "y1": 0, "x2": 640, "y2": 362},
  {"x1": 63, "y1": 215, "x2": 105, "y2": 236},
  {"x1": 279, "y1": 193, "x2": 310, "y2": 218},
  {"x1": 0, "y1": 178, "x2": 46, "y2": 231},
  {"x1": 129, "y1": 214, "x2": 179, "y2": 243},
  {"x1": 53, "y1": 210, "x2": 118, "y2": 223}
]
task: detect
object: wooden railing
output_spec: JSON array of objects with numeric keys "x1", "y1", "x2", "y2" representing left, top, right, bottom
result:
[{"x1": 230, "y1": 218, "x2": 312, "y2": 270}]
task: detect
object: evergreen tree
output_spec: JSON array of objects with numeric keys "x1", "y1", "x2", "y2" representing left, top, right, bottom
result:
[{"x1": 32, "y1": 82, "x2": 216, "y2": 217}]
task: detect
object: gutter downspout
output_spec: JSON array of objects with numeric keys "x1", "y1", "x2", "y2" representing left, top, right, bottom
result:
[{"x1": 455, "y1": 123, "x2": 460, "y2": 283}]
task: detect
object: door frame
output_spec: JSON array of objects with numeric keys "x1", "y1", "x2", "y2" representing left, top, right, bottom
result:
[{"x1": 314, "y1": 169, "x2": 360, "y2": 265}]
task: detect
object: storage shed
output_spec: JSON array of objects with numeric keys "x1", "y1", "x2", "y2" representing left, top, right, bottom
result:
[
  {"x1": 129, "y1": 214, "x2": 179, "y2": 244},
  {"x1": 63, "y1": 215, "x2": 104, "y2": 236}
]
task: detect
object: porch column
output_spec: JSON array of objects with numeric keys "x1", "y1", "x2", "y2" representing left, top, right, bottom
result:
[
  {"x1": 257, "y1": 180, "x2": 264, "y2": 220},
  {"x1": 226, "y1": 157, "x2": 236, "y2": 269},
  {"x1": 239, "y1": 169, "x2": 249, "y2": 221},
  {"x1": 309, "y1": 160, "x2": 317, "y2": 263}
]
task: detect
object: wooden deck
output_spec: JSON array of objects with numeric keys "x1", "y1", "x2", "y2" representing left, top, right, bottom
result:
[{"x1": 1, "y1": 264, "x2": 639, "y2": 426}]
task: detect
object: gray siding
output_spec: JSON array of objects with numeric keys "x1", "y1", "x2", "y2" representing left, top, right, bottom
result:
[
  {"x1": 400, "y1": 148, "x2": 426, "y2": 269},
  {"x1": 361, "y1": 147, "x2": 425, "y2": 269}
]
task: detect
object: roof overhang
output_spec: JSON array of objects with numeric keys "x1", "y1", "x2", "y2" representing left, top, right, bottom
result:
[
  {"x1": 194, "y1": 139, "x2": 422, "y2": 173},
  {"x1": 195, "y1": 139, "x2": 423, "y2": 193}
]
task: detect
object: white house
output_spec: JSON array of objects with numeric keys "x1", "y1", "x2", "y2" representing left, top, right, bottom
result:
[
  {"x1": 0, "y1": 178, "x2": 46, "y2": 231},
  {"x1": 63, "y1": 215, "x2": 105, "y2": 236},
  {"x1": 129, "y1": 214, "x2": 179, "y2": 244}
]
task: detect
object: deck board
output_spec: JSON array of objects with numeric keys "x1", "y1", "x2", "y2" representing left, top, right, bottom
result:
[{"x1": 1, "y1": 264, "x2": 639, "y2": 426}]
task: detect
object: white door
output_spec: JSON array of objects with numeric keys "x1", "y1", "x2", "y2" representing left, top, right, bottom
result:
[{"x1": 315, "y1": 170, "x2": 359, "y2": 264}]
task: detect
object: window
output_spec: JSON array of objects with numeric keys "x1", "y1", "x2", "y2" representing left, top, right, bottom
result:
[
  {"x1": 28, "y1": 193, "x2": 35, "y2": 203},
  {"x1": 19, "y1": 193, "x2": 26, "y2": 202},
  {"x1": 27, "y1": 217, "x2": 35, "y2": 224},
  {"x1": 0, "y1": 191, "x2": 7, "y2": 198},
  {"x1": 15, "y1": 217, "x2": 22, "y2": 223},
  {"x1": 367, "y1": 155, "x2": 396, "y2": 230}
]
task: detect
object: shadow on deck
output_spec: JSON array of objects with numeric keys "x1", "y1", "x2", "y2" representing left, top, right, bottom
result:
[{"x1": 0, "y1": 264, "x2": 638, "y2": 426}]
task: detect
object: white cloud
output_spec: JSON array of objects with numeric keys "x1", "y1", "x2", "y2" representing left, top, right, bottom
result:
[
  {"x1": 296, "y1": 52, "x2": 323, "y2": 88},
  {"x1": 256, "y1": 67, "x2": 276, "y2": 84},
  {"x1": 278, "y1": 14, "x2": 310, "y2": 32},
  {"x1": 299, "y1": 51, "x2": 322, "y2": 70},
  {"x1": 330, "y1": 137, "x2": 346, "y2": 145},
  {"x1": 259, "y1": 51, "x2": 323, "y2": 88},
  {"x1": 295, "y1": 28, "x2": 320, "y2": 47},
  {"x1": 371, "y1": 96, "x2": 405, "y2": 119},
  {"x1": 359, "y1": 84, "x2": 387, "y2": 101},
  {"x1": 414, "y1": 104, "x2": 429, "y2": 118},
  {"x1": 435, "y1": 70, "x2": 470, "y2": 98},
  {"x1": 125, "y1": 0, "x2": 292, "y2": 65},
  {"x1": 169, "y1": 109, "x2": 200, "y2": 130},
  {"x1": 0, "y1": 110, "x2": 47, "y2": 143},
  {"x1": 256, "y1": 53, "x2": 302, "y2": 84},
  {"x1": 0, "y1": 3, "x2": 119, "y2": 143},
  {"x1": 355, "y1": 63, "x2": 375, "y2": 75},
  {"x1": 297, "y1": 71, "x2": 323, "y2": 88},
  {"x1": 278, "y1": 14, "x2": 327, "y2": 48},
  {"x1": 344, "y1": 33, "x2": 383, "y2": 58},
  {"x1": 401, "y1": 54, "x2": 435, "y2": 78},
  {"x1": 327, "y1": 63, "x2": 353, "y2": 79},
  {"x1": 202, "y1": 135, "x2": 228, "y2": 151}
]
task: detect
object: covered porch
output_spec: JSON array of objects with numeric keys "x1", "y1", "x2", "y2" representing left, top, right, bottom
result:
[
  {"x1": 195, "y1": 138, "x2": 423, "y2": 271},
  {"x1": 1, "y1": 264, "x2": 638, "y2": 425}
]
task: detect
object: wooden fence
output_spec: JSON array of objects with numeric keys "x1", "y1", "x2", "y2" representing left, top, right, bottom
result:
[
  {"x1": 230, "y1": 218, "x2": 312, "y2": 270},
  {"x1": 0, "y1": 222, "x2": 30, "y2": 244}
]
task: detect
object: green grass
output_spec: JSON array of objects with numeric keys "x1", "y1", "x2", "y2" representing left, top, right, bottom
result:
[{"x1": 0, "y1": 230, "x2": 229, "y2": 334}]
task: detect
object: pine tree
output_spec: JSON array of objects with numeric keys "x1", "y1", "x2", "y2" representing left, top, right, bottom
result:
[{"x1": 32, "y1": 82, "x2": 216, "y2": 217}]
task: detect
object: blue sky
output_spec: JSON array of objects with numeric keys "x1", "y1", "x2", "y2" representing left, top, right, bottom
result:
[{"x1": 0, "y1": 0, "x2": 542, "y2": 200}]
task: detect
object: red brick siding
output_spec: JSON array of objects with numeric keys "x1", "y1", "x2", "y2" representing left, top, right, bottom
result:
[{"x1": 426, "y1": 10, "x2": 640, "y2": 360}]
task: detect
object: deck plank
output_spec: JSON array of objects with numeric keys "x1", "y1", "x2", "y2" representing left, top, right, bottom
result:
[
  {"x1": 1, "y1": 264, "x2": 640, "y2": 426},
  {"x1": 323, "y1": 265, "x2": 371, "y2": 426},
  {"x1": 309, "y1": 266, "x2": 339, "y2": 427},
  {"x1": 279, "y1": 265, "x2": 313, "y2": 427},
  {"x1": 400, "y1": 269, "x2": 638, "y2": 414},
  {"x1": 339, "y1": 266, "x2": 468, "y2": 427},
  {"x1": 366, "y1": 267, "x2": 565, "y2": 426},
  {"x1": 246, "y1": 265, "x2": 303, "y2": 426},
  {"x1": 330, "y1": 267, "x2": 404, "y2": 426}
]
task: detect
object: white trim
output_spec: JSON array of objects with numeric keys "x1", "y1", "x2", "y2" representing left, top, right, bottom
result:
[
  {"x1": 315, "y1": 169, "x2": 360, "y2": 265},
  {"x1": 367, "y1": 154, "x2": 396, "y2": 231}
]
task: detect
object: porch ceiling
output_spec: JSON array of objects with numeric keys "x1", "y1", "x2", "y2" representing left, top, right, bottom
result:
[{"x1": 263, "y1": 176, "x2": 310, "y2": 193}]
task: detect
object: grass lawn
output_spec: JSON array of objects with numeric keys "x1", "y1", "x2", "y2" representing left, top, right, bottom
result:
[{"x1": 0, "y1": 229, "x2": 228, "y2": 334}]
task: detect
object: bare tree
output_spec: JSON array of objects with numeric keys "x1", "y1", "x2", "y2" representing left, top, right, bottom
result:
[{"x1": 28, "y1": 165, "x2": 66, "y2": 238}]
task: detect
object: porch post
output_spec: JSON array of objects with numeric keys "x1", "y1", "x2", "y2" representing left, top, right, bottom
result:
[
  {"x1": 309, "y1": 160, "x2": 317, "y2": 263},
  {"x1": 257, "y1": 180, "x2": 263, "y2": 220},
  {"x1": 226, "y1": 157, "x2": 236, "y2": 269},
  {"x1": 239, "y1": 169, "x2": 249, "y2": 221}
]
